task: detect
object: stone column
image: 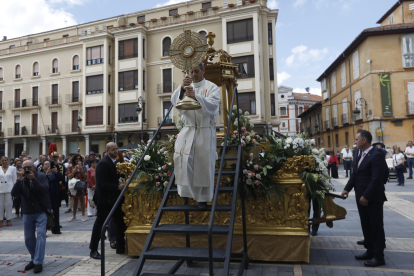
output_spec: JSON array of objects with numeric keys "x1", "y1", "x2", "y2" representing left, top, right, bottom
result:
[
  {"x1": 61, "y1": 135, "x2": 67, "y2": 156},
  {"x1": 113, "y1": 132, "x2": 118, "y2": 144},
  {"x1": 22, "y1": 138, "x2": 27, "y2": 152},
  {"x1": 147, "y1": 131, "x2": 154, "y2": 141},
  {"x1": 84, "y1": 135, "x2": 90, "y2": 155},
  {"x1": 41, "y1": 136, "x2": 46, "y2": 155},
  {"x1": 4, "y1": 139, "x2": 8, "y2": 158}
]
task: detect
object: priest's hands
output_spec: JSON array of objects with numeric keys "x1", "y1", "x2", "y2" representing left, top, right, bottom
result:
[
  {"x1": 181, "y1": 76, "x2": 192, "y2": 89},
  {"x1": 185, "y1": 88, "x2": 196, "y2": 100}
]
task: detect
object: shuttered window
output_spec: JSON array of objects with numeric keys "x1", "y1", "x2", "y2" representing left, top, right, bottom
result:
[
  {"x1": 119, "y1": 38, "x2": 138, "y2": 60},
  {"x1": 118, "y1": 103, "x2": 138, "y2": 123},
  {"x1": 227, "y1": 18, "x2": 253, "y2": 44},
  {"x1": 0, "y1": 91, "x2": 2, "y2": 110},
  {"x1": 52, "y1": 112, "x2": 58, "y2": 133},
  {"x1": 341, "y1": 63, "x2": 346, "y2": 88},
  {"x1": 162, "y1": 37, "x2": 171, "y2": 56},
  {"x1": 138, "y1": 15, "x2": 145, "y2": 22},
  {"x1": 15, "y1": 89, "x2": 20, "y2": 108},
  {"x1": 32, "y1": 114, "x2": 38, "y2": 135},
  {"x1": 52, "y1": 84, "x2": 59, "y2": 104},
  {"x1": 238, "y1": 92, "x2": 256, "y2": 115},
  {"x1": 33, "y1": 62, "x2": 39, "y2": 76},
  {"x1": 352, "y1": 50, "x2": 359, "y2": 80},
  {"x1": 268, "y1": 23, "x2": 273, "y2": 45},
  {"x1": 143, "y1": 38, "x2": 146, "y2": 58},
  {"x1": 202, "y1": 2, "x2": 211, "y2": 9},
  {"x1": 87, "y1": 75, "x2": 104, "y2": 94},
  {"x1": 118, "y1": 70, "x2": 138, "y2": 91},
  {"x1": 108, "y1": 106, "x2": 111, "y2": 125},
  {"x1": 72, "y1": 110, "x2": 78, "y2": 132},
  {"x1": 0, "y1": 68, "x2": 3, "y2": 80},
  {"x1": 86, "y1": 46, "x2": 104, "y2": 65},
  {"x1": 331, "y1": 72, "x2": 336, "y2": 94},
  {"x1": 72, "y1": 81, "x2": 79, "y2": 102},
  {"x1": 232, "y1": 55, "x2": 255, "y2": 79},
  {"x1": 162, "y1": 69, "x2": 172, "y2": 92},
  {"x1": 86, "y1": 106, "x2": 103, "y2": 125},
  {"x1": 271, "y1": 93, "x2": 275, "y2": 116},
  {"x1": 169, "y1": 9, "x2": 178, "y2": 16},
  {"x1": 73, "y1": 55, "x2": 79, "y2": 70},
  {"x1": 269, "y1": 58, "x2": 274, "y2": 80},
  {"x1": 32, "y1": 87, "x2": 38, "y2": 106},
  {"x1": 52, "y1": 59, "x2": 59, "y2": 73},
  {"x1": 16, "y1": 65, "x2": 21, "y2": 78}
]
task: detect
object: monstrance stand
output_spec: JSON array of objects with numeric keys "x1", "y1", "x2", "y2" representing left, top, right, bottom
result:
[{"x1": 168, "y1": 30, "x2": 209, "y2": 110}]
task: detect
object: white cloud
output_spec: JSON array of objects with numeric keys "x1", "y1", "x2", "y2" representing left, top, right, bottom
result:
[
  {"x1": 286, "y1": 44, "x2": 328, "y2": 67},
  {"x1": 293, "y1": 0, "x2": 307, "y2": 8},
  {"x1": 293, "y1": 87, "x2": 322, "y2": 96},
  {"x1": 155, "y1": 0, "x2": 186, "y2": 7},
  {"x1": 267, "y1": 0, "x2": 279, "y2": 9},
  {"x1": 277, "y1": 71, "x2": 291, "y2": 85},
  {"x1": 49, "y1": 0, "x2": 84, "y2": 5},
  {"x1": 0, "y1": 0, "x2": 79, "y2": 39}
]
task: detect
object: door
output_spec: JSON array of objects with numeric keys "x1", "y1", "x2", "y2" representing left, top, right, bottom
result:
[
  {"x1": 163, "y1": 101, "x2": 173, "y2": 125},
  {"x1": 15, "y1": 144, "x2": 23, "y2": 159},
  {"x1": 72, "y1": 110, "x2": 78, "y2": 132},
  {"x1": 32, "y1": 87, "x2": 38, "y2": 106},
  {"x1": 408, "y1": 82, "x2": 414, "y2": 114},
  {"x1": 52, "y1": 84, "x2": 58, "y2": 104},
  {"x1": 32, "y1": 114, "x2": 38, "y2": 135},
  {"x1": 14, "y1": 116, "x2": 20, "y2": 135},
  {"x1": 52, "y1": 112, "x2": 58, "y2": 133},
  {"x1": 162, "y1": 69, "x2": 172, "y2": 92},
  {"x1": 15, "y1": 89, "x2": 20, "y2": 108}
]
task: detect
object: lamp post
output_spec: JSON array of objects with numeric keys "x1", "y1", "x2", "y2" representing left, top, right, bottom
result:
[
  {"x1": 77, "y1": 117, "x2": 82, "y2": 133},
  {"x1": 353, "y1": 98, "x2": 368, "y2": 118},
  {"x1": 136, "y1": 96, "x2": 145, "y2": 145}
]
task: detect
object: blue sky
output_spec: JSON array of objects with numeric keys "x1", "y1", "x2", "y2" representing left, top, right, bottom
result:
[{"x1": 0, "y1": 0, "x2": 397, "y2": 95}]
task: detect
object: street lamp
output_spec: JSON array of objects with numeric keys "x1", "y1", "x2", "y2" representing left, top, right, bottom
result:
[
  {"x1": 136, "y1": 96, "x2": 145, "y2": 145},
  {"x1": 77, "y1": 117, "x2": 82, "y2": 132},
  {"x1": 353, "y1": 98, "x2": 368, "y2": 118}
]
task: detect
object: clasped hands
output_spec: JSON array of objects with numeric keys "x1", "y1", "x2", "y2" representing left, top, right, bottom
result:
[
  {"x1": 182, "y1": 76, "x2": 196, "y2": 100},
  {"x1": 341, "y1": 190, "x2": 368, "y2": 206}
]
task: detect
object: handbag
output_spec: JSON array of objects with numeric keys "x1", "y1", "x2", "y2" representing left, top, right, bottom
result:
[{"x1": 74, "y1": 180, "x2": 86, "y2": 190}]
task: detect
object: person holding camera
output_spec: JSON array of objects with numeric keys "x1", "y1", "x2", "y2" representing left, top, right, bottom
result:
[
  {"x1": 11, "y1": 160, "x2": 50, "y2": 273},
  {"x1": 67, "y1": 154, "x2": 87, "y2": 222},
  {"x1": 40, "y1": 160, "x2": 64, "y2": 234}
]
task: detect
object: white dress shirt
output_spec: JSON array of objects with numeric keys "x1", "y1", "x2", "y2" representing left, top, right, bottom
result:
[{"x1": 0, "y1": 166, "x2": 17, "y2": 193}]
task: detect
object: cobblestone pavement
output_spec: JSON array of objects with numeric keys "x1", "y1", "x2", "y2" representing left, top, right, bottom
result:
[{"x1": 1, "y1": 165, "x2": 414, "y2": 276}]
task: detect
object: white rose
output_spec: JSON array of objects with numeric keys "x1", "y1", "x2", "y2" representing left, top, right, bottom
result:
[
  {"x1": 312, "y1": 149, "x2": 319, "y2": 155},
  {"x1": 246, "y1": 179, "x2": 253, "y2": 185},
  {"x1": 250, "y1": 124, "x2": 254, "y2": 128},
  {"x1": 144, "y1": 155, "x2": 151, "y2": 161},
  {"x1": 319, "y1": 148, "x2": 325, "y2": 154},
  {"x1": 243, "y1": 169, "x2": 247, "y2": 174},
  {"x1": 256, "y1": 174, "x2": 261, "y2": 179},
  {"x1": 168, "y1": 163, "x2": 172, "y2": 166},
  {"x1": 286, "y1": 138, "x2": 293, "y2": 144},
  {"x1": 323, "y1": 160, "x2": 328, "y2": 166},
  {"x1": 233, "y1": 105, "x2": 237, "y2": 110},
  {"x1": 163, "y1": 181, "x2": 169, "y2": 187},
  {"x1": 246, "y1": 136, "x2": 251, "y2": 141},
  {"x1": 244, "y1": 111, "x2": 250, "y2": 116},
  {"x1": 158, "y1": 167, "x2": 162, "y2": 171}
]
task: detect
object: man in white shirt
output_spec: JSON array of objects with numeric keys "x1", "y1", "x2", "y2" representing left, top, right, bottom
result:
[
  {"x1": 405, "y1": 141, "x2": 414, "y2": 179},
  {"x1": 342, "y1": 146, "x2": 353, "y2": 177}
]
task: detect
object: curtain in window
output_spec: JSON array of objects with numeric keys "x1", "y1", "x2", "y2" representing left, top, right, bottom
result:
[
  {"x1": 87, "y1": 75, "x2": 103, "y2": 93},
  {"x1": 87, "y1": 48, "x2": 92, "y2": 61},
  {"x1": 163, "y1": 37, "x2": 171, "y2": 56},
  {"x1": 92, "y1": 47, "x2": 100, "y2": 60},
  {"x1": 73, "y1": 55, "x2": 79, "y2": 66},
  {"x1": 53, "y1": 59, "x2": 58, "y2": 69},
  {"x1": 119, "y1": 70, "x2": 137, "y2": 91},
  {"x1": 33, "y1": 62, "x2": 39, "y2": 73},
  {"x1": 16, "y1": 65, "x2": 21, "y2": 75}
]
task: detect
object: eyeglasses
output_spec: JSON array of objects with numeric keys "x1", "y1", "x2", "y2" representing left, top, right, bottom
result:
[
  {"x1": 23, "y1": 166, "x2": 33, "y2": 170},
  {"x1": 75, "y1": 158, "x2": 81, "y2": 160}
]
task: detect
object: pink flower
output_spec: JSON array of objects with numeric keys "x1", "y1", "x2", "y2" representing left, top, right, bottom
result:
[
  {"x1": 162, "y1": 165, "x2": 167, "y2": 170},
  {"x1": 232, "y1": 134, "x2": 236, "y2": 138},
  {"x1": 167, "y1": 171, "x2": 172, "y2": 176},
  {"x1": 254, "y1": 165, "x2": 259, "y2": 170},
  {"x1": 247, "y1": 141, "x2": 249, "y2": 144},
  {"x1": 255, "y1": 180, "x2": 260, "y2": 185},
  {"x1": 247, "y1": 170, "x2": 252, "y2": 174},
  {"x1": 234, "y1": 130, "x2": 238, "y2": 134},
  {"x1": 248, "y1": 157, "x2": 251, "y2": 161},
  {"x1": 251, "y1": 172, "x2": 255, "y2": 176},
  {"x1": 242, "y1": 136, "x2": 245, "y2": 139},
  {"x1": 156, "y1": 182, "x2": 160, "y2": 186},
  {"x1": 241, "y1": 127, "x2": 246, "y2": 131},
  {"x1": 155, "y1": 176, "x2": 159, "y2": 179},
  {"x1": 253, "y1": 139, "x2": 257, "y2": 143}
]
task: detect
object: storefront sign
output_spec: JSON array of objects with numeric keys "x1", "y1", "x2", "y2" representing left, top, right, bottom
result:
[{"x1": 380, "y1": 73, "x2": 393, "y2": 117}]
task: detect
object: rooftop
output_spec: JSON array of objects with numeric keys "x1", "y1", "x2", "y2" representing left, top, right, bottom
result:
[
  {"x1": 376, "y1": 0, "x2": 411, "y2": 24},
  {"x1": 293, "y1": 93, "x2": 322, "y2": 102}
]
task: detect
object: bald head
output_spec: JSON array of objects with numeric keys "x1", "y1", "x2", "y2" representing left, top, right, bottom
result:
[
  {"x1": 23, "y1": 160, "x2": 35, "y2": 172},
  {"x1": 106, "y1": 142, "x2": 118, "y2": 159}
]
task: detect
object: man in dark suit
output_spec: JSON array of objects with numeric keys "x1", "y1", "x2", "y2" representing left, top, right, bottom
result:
[
  {"x1": 89, "y1": 142, "x2": 126, "y2": 259},
  {"x1": 341, "y1": 130, "x2": 387, "y2": 267}
]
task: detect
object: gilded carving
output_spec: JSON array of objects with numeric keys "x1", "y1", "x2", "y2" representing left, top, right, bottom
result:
[{"x1": 278, "y1": 156, "x2": 315, "y2": 177}]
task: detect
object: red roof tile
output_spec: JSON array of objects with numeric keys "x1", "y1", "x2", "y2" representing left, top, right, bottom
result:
[{"x1": 293, "y1": 93, "x2": 322, "y2": 101}]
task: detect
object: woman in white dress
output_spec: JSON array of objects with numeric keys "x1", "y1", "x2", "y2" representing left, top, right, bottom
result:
[{"x1": 0, "y1": 156, "x2": 17, "y2": 227}]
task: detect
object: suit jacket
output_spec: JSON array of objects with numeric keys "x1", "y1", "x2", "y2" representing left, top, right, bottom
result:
[
  {"x1": 345, "y1": 147, "x2": 387, "y2": 203},
  {"x1": 94, "y1": 155, "x2": 120, "y2": 206}
]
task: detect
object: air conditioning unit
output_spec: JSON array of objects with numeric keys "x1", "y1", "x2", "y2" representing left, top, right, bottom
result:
[{"x1": 22, "y1": 99, "x2": 27, "y2": 107}]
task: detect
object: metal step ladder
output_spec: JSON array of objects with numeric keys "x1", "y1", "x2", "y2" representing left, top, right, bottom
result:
[{"x1": 133, "y1": 88, "x2": 249, "y2": 276}]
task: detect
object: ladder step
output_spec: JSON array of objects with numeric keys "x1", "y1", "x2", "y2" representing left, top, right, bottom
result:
[
  {"x1": 143, "y1": 247, "x2": 226, "y2": 262},
  {"x1": 215, "y1": 171, "x2": 236, "y2": 175},
  {"x1": 154, "y1": 224, "x2": 229, "y2": 235},
  {"x1": 216, "y1": 157, "x2": 238, "y2": 161},
  {"x1": 169, "y1": 186, "x2": 234, "y2": 194},
  {"x1": 161, "y1": 205, "x2": 232, "y2": 212},
  {"x1": 216, "y1": 145, "x2": 239, "y2": 149}
]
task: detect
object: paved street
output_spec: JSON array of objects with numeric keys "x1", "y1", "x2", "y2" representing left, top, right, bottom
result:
[{"x1": 1, "y1": 165, "x2": 414, "y2": 276}]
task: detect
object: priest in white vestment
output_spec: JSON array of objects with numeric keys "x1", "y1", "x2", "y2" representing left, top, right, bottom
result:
[{"x1": 171, "y1": 63, "x2": 220, "y2": 208}]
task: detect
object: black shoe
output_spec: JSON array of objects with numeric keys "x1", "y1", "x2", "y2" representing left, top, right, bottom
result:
[
  {"x1": 357, "y1": 240, "x2": 365, "y2": 245},
  {"x1": 311, "y1": 231, "x2": 318, "y2": 236},
  {"x1": 65, "y1": 209, "x2": 72, "y2": 213},
  {"x1": 198, "y1": 202, "x2": 207, "y2": 209},
  {"x1": 25, "y1": 261, "x2": 35, "y2": 271},
  {"x1": 52, "y1": 231, "x2": 62, "y2": 234},
  {"x1": 364, "y1": 258, "x2": 385, "y2": 267},
  {"x1": 110, "y1": 242, "x2": 116, "y2": 249},
  {"x1": 90, "y1": 251, "x2": 101, "y2": 259},
  {"x1": 355, "y1": 252, "x2": 374, "y2": 260},
  {"x1": 34, "y1": 264, "x2": 43, "y2": 274},
  {"x1": 397, "y1": 183, "x2": 402, "y2": 186}
]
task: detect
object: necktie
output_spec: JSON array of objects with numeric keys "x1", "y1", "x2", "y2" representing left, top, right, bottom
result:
[{"x1": 358, "y1": 152, "x2": 366, "y2": 168}]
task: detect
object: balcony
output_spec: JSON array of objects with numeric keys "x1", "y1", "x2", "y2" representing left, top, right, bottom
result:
[
  {"x1": 324, "y1": 120, "x2": 330, "y2": 130},
  {"x1": 44, "y1": 125, "x2": 61, "y2": 135},
  {"x1": 8, "y1": 98, "x2": 40, "y2": 110},
  {"x1": 306, "y1": 127, "x2": 312, "y2": 136},
  {"x1": 341, "y1": 113, "x2": 349, "y2": 124},
  {"x1": 65, "y1": 124, "x2": 80, "y2": 133},
  {"x1": 407, "y1": 102, "x2": 414, "y2": 115},
  {"x1": 332, "y1": 117, "x2": 338, "y2": 127},
  {"x1": 158, "y1": 116, "x2": 176, "y2": 127},
  {"x1": 65, "y1": 94, "x2": 82, "y2": 105},
  {"x1": 7, "y1": 127, "x2": 38, "y2": 136},
  {"x1": 45, "y1": 96, "x2": 61, "y2": 107},
  {"x1": 157, "y1": 82, "x2": 176, "y2": 96},
  {"x1": 118, "y1": 117, "x2": 138, "y2": 124}
]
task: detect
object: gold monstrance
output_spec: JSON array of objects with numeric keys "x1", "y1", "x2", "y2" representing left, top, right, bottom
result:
[{"x1": 168, "y1": 30, "x2": 209, "y2": 110}]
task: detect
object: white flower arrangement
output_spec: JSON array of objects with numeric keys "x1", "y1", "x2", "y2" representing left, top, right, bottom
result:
[{"x1": 144, "y1": 155, "x2": 151, "y2": 161}]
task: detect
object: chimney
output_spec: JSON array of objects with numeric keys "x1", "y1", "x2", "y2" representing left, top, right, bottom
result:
[{"x1": 2, "y1": 36, "x2": 6, "y2": 41}]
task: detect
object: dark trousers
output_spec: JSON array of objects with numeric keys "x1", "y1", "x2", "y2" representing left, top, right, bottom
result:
[
  {"x1": 331, "y1": 164, "x2": 338, "y2": 178},
  {"x1": 310, "y1": 199, "x2": 321, "y2": 233},
  {"x1": 356, "y1": 200, "x2": 385, "y2": 260},
  {"x1": 13, "y1": 196, "x2": 21, "y2": 216},
  {"x1": 344, "y1": 160, "x2": 352, "y2": 177},
  {"x1": 90, "y1": 204, "x2": 126, "y2": 253},
  {"x1": 50, "y1": 196, "x2": 60, "y2": 233},
  {"x1": 395, "y1": 165, "x2": 405, "y2": 184},
  {"x1": 108, "y1": 218, "x2": 116, "y2": 242}
]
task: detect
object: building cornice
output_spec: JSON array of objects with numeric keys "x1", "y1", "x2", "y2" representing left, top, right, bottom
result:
[{"x1": 0, "y1": 41, "x2": 82, "y2": 60}]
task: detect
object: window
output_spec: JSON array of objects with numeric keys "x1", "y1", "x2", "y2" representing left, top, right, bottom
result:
[
  {"x1": 108, "y1": 106, "x2": 111, "y2": 125},
  {"x1": 119, "y1": 38, "x2": 138, "y2": 60},
  {"x1": 86, "y1": 46, "x2": 104, "y2": 65},
  {"x1": 341, "y1": 63, "x2": 346, "y2": 88},
  {"x1": 280, "y1": 107, "x2": 287, "y2": 116},
  {"x1": 202, "y1": 2, "x2": 211, "y2": 9},
  {"x1": 143, "y1": 38, "x2": 145, "y2": 58},
  {"x1": 33, "y1": 62, "x2": 39, "y2": 76},
  {"x1": 143, "y1": 70, "x2": 146, "y2": 90},
  {"x1": 0, "y1": 68, "x2": 3, "y2": 81},
  {"x1": 328, "y1": 135, "x2": 331, "y2": 147},
  {"x1": 119, "y1": 70, "x2": 138, "y2": 91},
  {"x1": 394, "y1": 121, "x2": 403, "y2": 126},
  {"x1": 227, "y1": 18, "x2": 253, "y2": 44},
  {"x1": 169, "y1": 9, "x2": 178, "y2": 16},
  {"x1": 271, "y1": 94, "x2": 275, "y2": 116},
  {"x1": 138, "y1": 15, "x2": 145, "y2": 22},
  {"x1": 108, "y1": 75, "x2": 111, "y2": 94},
  {"x1": 15, "y1": 116, "x2": 20, "y2": 136},
  {"x1": 118, "y1": 103, "x2": 138, "y2": 123},
  {"x1": 32, "y1": 114, "x2": 38, "y2": 135},
  {"x1": 163, "y1": 101, "x2": 174, "y2": 126},
  {"x1": 162, "y1": 69, "x2": 172, "y2": 92},
  {"x1": 52, "y1": 84, "x2": 59, "y2": 104},
  {"x1": 390, "y1": 13, "x2": 394, "y2": 25},
  {"x1": 353, "y1": 50, "x2": 359, "y2": 80},
  {"x1": 87, "y1": 75, "x2": 104, "y2": 94},
  {"x1": 32, "y1": 87, "x2": 39, "y2": 106},
  {"x1": 52, "y1": 59, "x2": 58, "y2": 73},
  {"x1": 331, "y1": 72, "x2": 336, "y2": 94},
  {"x1": 232, "y1": 55, "x2": 255, "y2": 79},
  {"x1": 238, "y1": 92, "x2": 256, "y2": 115},
  {"x1": 402, "y1": 36, "x2": 414, "y2": 67},
  {"x1": 86, "y1": 106, "x2": 103, "y2": 125},
  {"x1": 15, "y1": 89, "x2": 20, "y2": 108},
  {"x1": 269, "y1": 58, "x2": 274, "y2": 80},
  {"x1": 62, "y1": 34, "x2": 69, "y2": 38},
  {"x1": 73, "y1": 55, "x2": 79, "y2": 70},
  {"x1": 9, "y1": 45, "x2": 15, "y2": 48},
  {"x1": 299, "y1": 107, "x2": 304, "y2": 115},
  {"x1": 268, "y1": 22, "x2": 273, "y2": 45},
  {"x1": 52, "y1": 112, "x2": 58, "y2": 133},
  {"x1": 199, "y1": 31, "x2": 207, "y2": 42},
  {"x1": 162, "y1": 37, "x2": 171, "y2": 56},
  {"x1": 72, "y1": 110, "x2": 79, "y2": 132},
  {"x1": 15, "y1": 65, "x2": 21, "y2": 79},
  {"x1": 108, "y1": 46, "x2": 111, "y2": 64},
  {"x1": 72, "y1": 81, "x2": 79, "y2": 102},
  {"x1": 44, "y1": 38, "x2": 49, "y2": 42},
  {"x1": 325, "y1": 107, "x2": 330, "y2": 128}
]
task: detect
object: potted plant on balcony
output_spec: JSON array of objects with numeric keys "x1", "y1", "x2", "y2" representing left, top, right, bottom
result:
[
  {"x1": 151, "y1": 18, "x2": 157, "y2": 22},
  {"x1": 249, "y1": 0, "x2": 256, "y2": 3},
  {"x1": 138, "y1": 20, "x2": 145, "y2": 24},
  {"x1": 187, "y1": 11, "x2": 194, "y2": 15},
  {"x1": 212, "y1": 6, "x2": 219, "y2": 10},
  {"x1": 200, "y1": 8, "x2": 207, "y2": 12},
  {"x1": 160, "y1": 16, "x2": 167, "y2": 20},
  {"x1": 129, "y1": 23, "x2": 135, "y2": 26},
  {"x1": 172, "y1": 13, "x2": 180, "y2": 18},
  {"x1": 228, "y1": 3, "x2": 235, "y2": 7}
]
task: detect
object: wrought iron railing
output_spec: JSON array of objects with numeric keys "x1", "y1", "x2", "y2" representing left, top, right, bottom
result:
[
  {"x1": 341, "y1": 113, "x2": 349, "y2": 124},
  {"x1": 65, "y1": 124, "x2": 79, "y2": 133},
  {"x1": 332, "y1": 117, "x2": 338, "y2": 127},
  {"x1": 158, "y1": 116, "x2": 175, "y2": 126},
  {"x1": 324, "y1": 120, "x2": 330, "y2": 130},
  {"x1": 65, "y1": 94, "x2": 81, "y2": 104},
  {"x1": 44, "y1": 125, "x2": 61, "y2": 134},
  {"x1": 8, "y1": 98, "x2": 40, "y2": 109},
  {"x1": 45, "y1": 96, "x2": 61, "y2": 106}
]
